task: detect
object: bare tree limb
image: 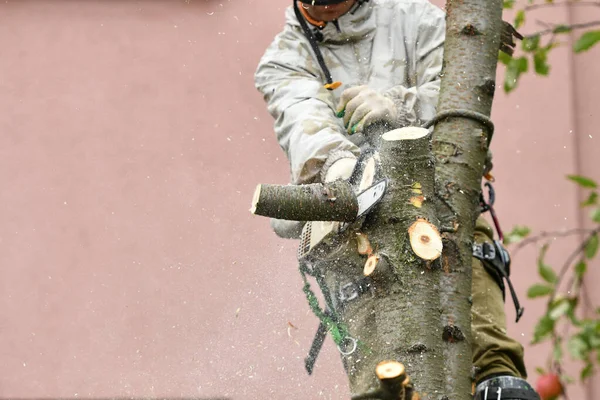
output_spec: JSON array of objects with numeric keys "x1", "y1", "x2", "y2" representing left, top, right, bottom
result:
[
  {"x1": 525, "y1": 0, "x2": 600, "y2": 11},
  {"x1": 509, "y1": 228, "x2": 595, "y2": 258},
  {"x1": 527, "y1": 20, "x2": 600, "y2": 37}
]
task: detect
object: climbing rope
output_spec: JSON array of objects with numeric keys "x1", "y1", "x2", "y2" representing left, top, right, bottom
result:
[
  {"x1": 299, "y1": 263, "x2": 351, "y2": 347},
  {"x1": 422, "y1": 109, "x2": 495, "y2": 146}
]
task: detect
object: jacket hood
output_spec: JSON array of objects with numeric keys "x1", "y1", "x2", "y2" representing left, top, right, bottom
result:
[{"x1": 284, "y1": 1, "x2": 376, "y2": 43}]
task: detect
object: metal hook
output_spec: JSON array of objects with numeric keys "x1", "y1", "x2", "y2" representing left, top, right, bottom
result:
[
  {"x1": 337, "y1": 336, "x2": 357, "y2": 355},
  {"x1": 480, "y1": 181, "x2": 495, "y2": 212}
]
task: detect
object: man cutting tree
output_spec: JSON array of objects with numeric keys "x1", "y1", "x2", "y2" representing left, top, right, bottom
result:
[{"x1": 254, "y1": 0, "x2": 540, "y2": 398}]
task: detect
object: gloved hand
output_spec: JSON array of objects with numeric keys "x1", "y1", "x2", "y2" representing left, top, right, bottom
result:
[
  {"x1": 336, "y1": 85, "x2": 400, "y2": 135},
  {"x1": 270, "y1": 218, "x2": 305, "y2": 239}
]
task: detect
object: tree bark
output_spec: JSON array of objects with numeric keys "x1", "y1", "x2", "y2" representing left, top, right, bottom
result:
[
  {"x1": 251, "y1": 180, "x2": 358, "y2": 222},
  {"x1": 432, "y1": 0, "x2": 504, "y2": 397}
]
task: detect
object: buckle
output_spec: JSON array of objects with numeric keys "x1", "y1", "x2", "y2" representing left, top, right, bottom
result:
[
  {"x1": 338, "y1": 278, "x2": 372, "y2": 303},
  {"x1": 339, "y1": 282, "x2": 359, "y2": 302},
  {"x1": 473, "y1": 242, "x2": 496, "y2": 260}
]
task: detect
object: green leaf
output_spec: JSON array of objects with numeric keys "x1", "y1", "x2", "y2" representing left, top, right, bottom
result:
[
  {"x1": 498, "y1": 50, "x2": 512, "y2": 66},
  {"x1": 581, "y1": 363, "x2": 594, "y2": 380},
  {"x1": 504, "y1": 56, "x2": 528, "y2": 92},
  {"x1": 504, "y1": 225, "x2": 531, "y2": 244},
  {"x1": 585, "y1": 233, "x2": 599, "y2": 259},
  {"x1": 581, "y1": 191, "x2": 598, "y2": 207},
  {"x1": 503, "y1": 0, "x2": 516, "y2": 8},
  {"x1": 522, "y1": 35, "x2": 540, "y2": 52},
  {"x1": 549, "y1": 299, "x2": 571, "y2": 320},
  {"x1": 574, "y1": 30, "x2": 600, "y2": 53},
  {"x1": 591, "y1": 208, "x2": 600, "y2": 223},
  {"x1": 533, "y1": 315, "x2": 555, "y2": 343},
  {"x1": 534, "y1": 49, "x2": 550, "y2": 75},
  {"x1": 553, "y1": 25, "x2": 572, "y2": 34},
  {"x1": 527, "y1": 284, "x2": 554, "y2": 298},
  {"x1": 567, "y1": 175, "x2": 598, "y2": 189},
  {"x1": 538, "y1": 245, "x2": 558, "y2": 284},
  {"x1": 535, "y1": 366, "x2": 546, "y2": 375},
  {"x1": 567, "y1": 298, "x2": 580, "y2": 324},
  {"x1": 515, "y1": 10, "x2": 526, "y2": 29},
  {"x1": 575, "y1": 261, "x2": 587, "y2": 278},
  {"x1": 568, "y1": 336, "x2": 589, "y2": 359}
]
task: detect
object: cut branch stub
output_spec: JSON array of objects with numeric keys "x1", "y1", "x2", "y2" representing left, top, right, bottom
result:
[
  {"x1": 250, "y1": 180, "x2": 358, "y2": 222},
  {"x1": 375, "y1": 361, "x2": 417, "y2": 400},
  {"x1": 408, "y1": 218, "x2": 443, "y2": 261},
  {"x1": 356, "y1": 233, "x2": 373, "y2": 255},
  {"x1": 359, "y1": 156, "x2": 377, "y2": 192},
  {"x1": 364, "y1": 254, "x2": 379, "y2": 276},
  {"x1": 376, "y1": 360, "x2": 405, "y2": 381},
  {"x1": 381, "y1": 126, "x2": 429, "y2": 142}
]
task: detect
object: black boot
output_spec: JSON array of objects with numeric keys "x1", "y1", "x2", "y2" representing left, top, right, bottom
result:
[{"x1": 474, "y1": 375, "x2": 540, "y2": 400}]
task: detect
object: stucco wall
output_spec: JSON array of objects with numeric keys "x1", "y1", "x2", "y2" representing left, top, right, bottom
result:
[{"x1": 0, "y1": 1, "x2": 598, "y2": 399}]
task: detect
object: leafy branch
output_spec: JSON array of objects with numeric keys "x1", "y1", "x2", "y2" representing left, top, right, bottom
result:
[
  {"x1": 508, "y1": 175, "x2": 600, "y2": 385},
  {"x1": 524, "y1": 1, "x2": 600, "y2": 12},
  {"x1": 501, "y1": 0, "x2": 600, "y2": 92}
]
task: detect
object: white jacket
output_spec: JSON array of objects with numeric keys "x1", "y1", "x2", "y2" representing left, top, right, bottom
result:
[{"x1": 255, "y1": 0, "x2": 446, "y2": 185}]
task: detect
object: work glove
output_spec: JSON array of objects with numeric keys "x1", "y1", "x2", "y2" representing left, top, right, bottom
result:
[
  {"x1": 336, "y1": 85, "x2": 401, "y2": 135},
  {"x1": 270, "y1": 218, "x2": 305, "y2": 239}
]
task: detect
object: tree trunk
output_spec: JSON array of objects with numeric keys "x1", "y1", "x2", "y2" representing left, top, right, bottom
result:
[
  {"x1": 432, "y1": 0, "x2": 504, "y2": 397},
  {"x1": 250, "y1": 0, "x2": 505, "y2": 396}
]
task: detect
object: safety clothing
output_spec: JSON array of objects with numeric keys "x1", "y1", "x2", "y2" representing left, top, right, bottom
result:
[{"x1": 255, "y1": 0, "x2": 445, "y2": 185}]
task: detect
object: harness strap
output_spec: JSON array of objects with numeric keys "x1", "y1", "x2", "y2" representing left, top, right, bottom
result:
[
  {"x1": 473, "y1": 241, "x2": 525, "y2": 322},
  {"x1": 293, "y1": 1, "x2": 334, "y2": 86}
]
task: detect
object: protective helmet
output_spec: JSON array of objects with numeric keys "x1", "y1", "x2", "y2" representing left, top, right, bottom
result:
[{"x1": 297, "y1": 0, "x2": 349, "y2": 5}]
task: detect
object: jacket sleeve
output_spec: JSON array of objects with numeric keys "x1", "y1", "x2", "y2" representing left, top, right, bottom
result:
[
  {"x1": 255, "y1": 32, "x2": 359, "y2": 185},
  {"x1": 384, "y1": 2, "x2": 446, "y2": 126}
]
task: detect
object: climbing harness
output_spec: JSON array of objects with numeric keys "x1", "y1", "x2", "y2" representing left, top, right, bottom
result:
[
  {"x1": 302, "y1": 258, "x2": 373, "y2": 373},
  {"x1": 300, "y1": 261, "x2": 364, "y2": 374},
  {"x1": 473, "y1": 182, "x2": 525, "y2": 322}
]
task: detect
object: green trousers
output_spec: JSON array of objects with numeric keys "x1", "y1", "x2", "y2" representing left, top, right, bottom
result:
[{"x1": 472, "y1": 217, "x2": 527, "y2": 383}]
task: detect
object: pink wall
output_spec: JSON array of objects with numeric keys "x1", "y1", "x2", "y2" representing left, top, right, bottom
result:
[{"x1": 0, "y1": 1, "x2": 598, "y2": 399}]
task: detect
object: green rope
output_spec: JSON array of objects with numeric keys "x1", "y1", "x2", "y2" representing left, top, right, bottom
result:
[{"x1": 299, "y1": 266, "x2": 351, "y2": 346}]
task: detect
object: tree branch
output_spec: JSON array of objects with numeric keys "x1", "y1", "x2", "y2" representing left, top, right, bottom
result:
[
  {"x1": 548, "y1": 226, "x2": 600, "y2": 305},
  {"x1": 250, "y1": 180, "x2": 358, "y2": 222},
  {"x1": 524, "y1": 1, "x2": 600, "y2": 12},
  {"x1": 510, "y1": 228, "x2": 595, "y2": 258},
  {"x1": 527, "y1": 20, "x2": 600, "y2": 37}
]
